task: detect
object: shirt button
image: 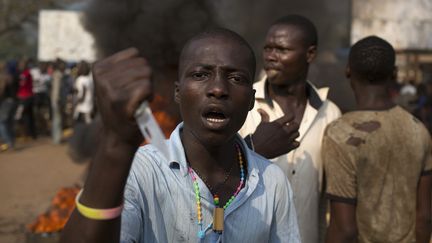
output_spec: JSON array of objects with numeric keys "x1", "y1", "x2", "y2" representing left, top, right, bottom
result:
[{"x1": 292, "y1": 170, "x2": 296, "y2": 175}]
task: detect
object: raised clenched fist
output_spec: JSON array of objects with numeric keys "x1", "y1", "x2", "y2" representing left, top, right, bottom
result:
[{"x1": 93, "y1": 47, "x2": 153, "y2": 146}]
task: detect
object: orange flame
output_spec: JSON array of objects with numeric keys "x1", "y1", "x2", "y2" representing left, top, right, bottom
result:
[
  {"x1": 150, "y1": 94, "x2": 177, "y2": 138},
  {"x1": 27, "y1": 186, "x2": 80, "y2": 233}
]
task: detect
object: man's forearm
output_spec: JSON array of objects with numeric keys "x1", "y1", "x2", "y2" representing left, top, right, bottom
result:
[
  {"x1": 60, "y1": 133, "x2": 138, "y2": 243},
  {"x1": 416, "y1": 217, "x2": 431, "y2": 243},
  {"x1": 326, "y1": 228, "x2": 357, "y2": 243},
  {"x1": 416, "y1": 174, "x2": 432, "y2": 243}
]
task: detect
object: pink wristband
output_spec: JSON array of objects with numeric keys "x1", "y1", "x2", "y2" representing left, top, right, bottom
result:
[{"x1": 75, "y1": 189, "x2": 124, "y2": 220}]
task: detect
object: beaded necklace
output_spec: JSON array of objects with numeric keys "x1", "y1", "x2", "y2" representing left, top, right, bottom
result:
[
  {"x1": 187, "y1": 144, "x2": 245, "y2": 239},
  {"x1": 193, "y1": 161, "x2": 236, "y2": 197}
]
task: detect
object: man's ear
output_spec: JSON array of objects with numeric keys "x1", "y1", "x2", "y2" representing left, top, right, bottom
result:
[
  {"x1": 306, "y1": 45, "x2": 317, "y2": 63},
  {"x1": 345, "y1": 66, "x2": 351, "y2": 79},
  {"x1": 249, "y1": 89, "x2": 256, "y2": 111},
  {"x1": 174, "y1": 81, "x2": 180, "y2": 104}
]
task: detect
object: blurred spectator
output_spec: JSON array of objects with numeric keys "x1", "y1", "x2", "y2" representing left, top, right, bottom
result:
[
  {"x1": 6, "y1": 60, "x2": 19, "y2": 100},
  {"x1": 73, "y1": 61, "x2": 93, "y2": 124},
  {"x1": 400, "y1": 80, "x2": 417, "y2": 96},
  {"x1": 32, "y1": 62, "x2": 52, "y2": 135},
  {"x1": 414, "y1": 82, "x2": 432, "y2": 134},
  {"x1": 46, "y1": 61, "x2": 55, "y2": 76},
  {"x1": 51, "y1": 59, "x2": 67, "y2": 144},
  {"x1": 16, "y1": 59, "x2": 37, "y2": 139},
  {"x1": 396, "y1": 81, "x2": 417, "y2": 113},
  {"x1": 63, "y1": 62, "x2": 75, "y2": 129},
  {"x1": 0, "y1": 61, "x2": 16, "y2": 150}
]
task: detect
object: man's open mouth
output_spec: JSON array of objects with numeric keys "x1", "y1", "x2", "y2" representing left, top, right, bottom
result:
[
  {"x1": 202, "y1": 107, "x2": 230, "y2": 129},
  {"x1": 204, "y1": 111, "x2": 226, "y2": 123}
]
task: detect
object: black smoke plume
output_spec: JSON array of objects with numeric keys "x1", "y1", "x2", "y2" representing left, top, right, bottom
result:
[
  {"x1": 83, "y1": 0, "x2": 216, "y2": 70},
  {"x1": 83, "y1": 0, "x2": 354, "y2": 111}
]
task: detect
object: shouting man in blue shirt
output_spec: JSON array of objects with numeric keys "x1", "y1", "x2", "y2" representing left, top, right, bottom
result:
[{"x1": 61, "y1": 28, "x2": 300, "y2": 243}]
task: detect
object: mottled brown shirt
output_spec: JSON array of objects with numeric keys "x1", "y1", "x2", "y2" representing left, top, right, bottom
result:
[{"x1": 323, "y1": 106, "x2": 432, "y2": 243}]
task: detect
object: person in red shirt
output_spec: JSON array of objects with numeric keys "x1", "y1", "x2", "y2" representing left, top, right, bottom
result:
[{"x1": 16, "y1": 59, "x2": 37, "y2": 139}]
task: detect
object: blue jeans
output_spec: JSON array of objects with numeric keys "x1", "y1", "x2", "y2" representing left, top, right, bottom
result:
[
  {"x1": 0, "y1": 121, "x2": 14, "y2": 147},
  {"x1": 18, "y1": 97, "x2": 37, "y2": 139},
  {"x1": 0, "y1": 98, "x2": 16, "y2": 147}
]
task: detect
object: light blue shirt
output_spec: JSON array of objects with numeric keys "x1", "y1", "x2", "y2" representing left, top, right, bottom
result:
[{"x1": 121, "y1": 123, "x2": 300, "y2": 243}]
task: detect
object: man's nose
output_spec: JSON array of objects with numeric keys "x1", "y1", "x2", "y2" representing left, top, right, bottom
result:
[
  {"x1": 206, "y1": 73, "x2": 228, "y2": 99},
  {"x1": 264, "y1": 48, "x2": 277, "y2": 62}
]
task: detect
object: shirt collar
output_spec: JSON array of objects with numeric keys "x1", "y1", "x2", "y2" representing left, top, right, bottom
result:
[
  {"x1": 166, "y1": 123, "x2": 189, "y2": 176},
  {"x1": 253, "y1": 74, "x2": 329, "y2": 110},
  {"x1": 166, "y1": 122, "x2": 260, "y2": 176}
]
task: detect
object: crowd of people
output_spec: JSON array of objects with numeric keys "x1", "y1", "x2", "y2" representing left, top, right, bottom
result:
[
  {"x1": 0, "y1": 58, "x2": 94, "y2": 150},
  {"x1": 396, "y1": 80, "x2": 432, "y2": 134},
  {"x1": 58, "y1": 14, "x2": 431, "y2": 243}
]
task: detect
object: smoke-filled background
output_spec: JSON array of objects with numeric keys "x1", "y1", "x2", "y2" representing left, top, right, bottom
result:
[{"x1": 83, "y1": 0, "x2": 354, "y2": 113}]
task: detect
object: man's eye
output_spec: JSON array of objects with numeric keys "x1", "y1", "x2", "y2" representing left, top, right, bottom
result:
[
  {"x1": 229, "y1": 75, "x2": 248, "y2": 84},
  {"x1": 279, "y1": 47, "x2": 291, "y2": 53},
  {"x1": 276, "y1": 47, "x2": 286, "y2": 52},
  {"x1": 191, "y1": 72, "x2": 209, "y2": 80}
]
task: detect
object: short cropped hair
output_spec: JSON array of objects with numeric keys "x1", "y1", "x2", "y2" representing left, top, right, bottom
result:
[
  {"x1": 349, "y1": 36, "x2": 395, "y2": 83},
  {"x1": 272, "y1": 14, "x2": 318, "y2": 47},
  {"x1": 179, "y1": 28, "x2": 256, "y2": 78}
]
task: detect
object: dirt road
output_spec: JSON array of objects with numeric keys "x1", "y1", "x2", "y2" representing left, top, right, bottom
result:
[{"x1": 0, "y1": 138, "x2": 87, "y2": 243}]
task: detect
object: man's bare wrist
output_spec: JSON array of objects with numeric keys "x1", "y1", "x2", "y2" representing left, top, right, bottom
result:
[
  {"x1": 80, "y1": 130, "x2": 140, "y2": 208},
  {"x1": 102, "y1": 131, "x2": 139, "y2": 154}
]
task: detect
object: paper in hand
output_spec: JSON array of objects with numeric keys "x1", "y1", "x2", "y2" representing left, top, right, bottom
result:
[{"x1": 135, "y1": 101, "x2": 169, "y2": 159}]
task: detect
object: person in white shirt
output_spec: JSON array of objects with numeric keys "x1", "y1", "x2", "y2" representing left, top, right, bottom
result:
[
  {"x1": 31, "y1": 62, "x2": 52, "y2": 134},
  {"x1": 239, "y1": 14, "x2": 341, "y2": 243},
  {"x1": 73, "y1": 61, "x2": 94, "y2": 124}
]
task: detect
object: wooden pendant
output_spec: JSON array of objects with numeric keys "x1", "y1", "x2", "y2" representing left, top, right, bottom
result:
[{"x1": 212, "y1": 207, "x2": 224, "y2": 233}]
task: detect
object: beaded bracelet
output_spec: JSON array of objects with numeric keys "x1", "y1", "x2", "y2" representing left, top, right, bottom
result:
[{"x1": 75, "y1": 189, "x2": 124, "y2": 220}]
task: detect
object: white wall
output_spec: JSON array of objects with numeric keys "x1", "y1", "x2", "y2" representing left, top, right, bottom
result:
[
  {"x1": 38, "y1": 10, "x2": 97, "y2": 62},
  {"x1": 351, "y1": 0, "x2": 432, "y2": 50}
]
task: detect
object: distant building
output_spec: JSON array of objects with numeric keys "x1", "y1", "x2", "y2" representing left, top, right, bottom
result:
[{"x1": 351, "y1": 0, "x2": 432, "y2": 84}]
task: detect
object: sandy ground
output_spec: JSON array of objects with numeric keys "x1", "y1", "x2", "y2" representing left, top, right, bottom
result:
[{"x1": 0, "y1": 138, "x2": 87, "y2": 243}]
